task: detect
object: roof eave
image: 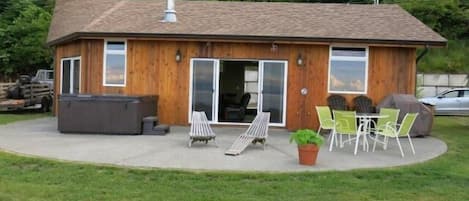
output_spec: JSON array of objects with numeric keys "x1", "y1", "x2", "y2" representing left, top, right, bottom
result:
[{"x1": 47, "y1": 32, "x2": 448, "y2": 48}]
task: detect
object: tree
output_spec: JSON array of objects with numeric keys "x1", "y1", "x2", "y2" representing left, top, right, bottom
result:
[{"x1": 0, "y1": 0, "x2": 52, "y2": 79}]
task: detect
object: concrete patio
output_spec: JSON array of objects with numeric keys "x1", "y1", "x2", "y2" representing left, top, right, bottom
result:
[{"x1": 0, "y1": 118, "x2": 447, "y2": 172}]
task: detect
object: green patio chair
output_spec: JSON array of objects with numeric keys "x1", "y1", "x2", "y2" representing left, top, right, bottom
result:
[
  {"x1": 330, "y1": 110, "x2": 364, "y2": 155},
  {"x1": 372, "y1": 113, "x2": 418, "y2": 157},
  {"x1": 316, "y1": 106, "x2": 336, "y2": 145},
  {"x1": 373, "y1": 108, "x2": 400, "y2": 149},
  {"x1": 374, "y1": 108, "x2": 400, "y2": 131}
]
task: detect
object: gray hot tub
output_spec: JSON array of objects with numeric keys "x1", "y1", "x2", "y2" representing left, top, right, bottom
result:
[{"x1": 58, "y1": 94, "x2": 157, "y2": 134}]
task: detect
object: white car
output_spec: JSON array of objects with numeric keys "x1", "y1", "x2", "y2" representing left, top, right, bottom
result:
[{"x1": 419, "y1": 88, "x2": 469, "y2": 115}]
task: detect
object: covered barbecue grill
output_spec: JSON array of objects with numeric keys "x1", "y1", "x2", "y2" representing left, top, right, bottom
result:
[{"x1": 376, "y1": 94, "x2": 433, "y2": 137}]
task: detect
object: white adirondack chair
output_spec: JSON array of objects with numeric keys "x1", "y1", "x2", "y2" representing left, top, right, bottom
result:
[
  {"x1": 188, "y1": 111, "x2": 217, "y2": 147},
  {"x1": 225, "y1": 112, "x2": 271, "y2": 156}
]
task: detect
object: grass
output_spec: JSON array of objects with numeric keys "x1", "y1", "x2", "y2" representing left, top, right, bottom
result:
[
  {"x1": 0, "y1": 115, "x2": 468, "y2": 201},
  {"x1": 0, "y1": 110, "x2": 50, "y2": 125}
]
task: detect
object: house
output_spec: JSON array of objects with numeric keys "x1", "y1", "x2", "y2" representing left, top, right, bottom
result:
[{"x1": 47, "y1": 0, "x2": 447, "y2": 131}]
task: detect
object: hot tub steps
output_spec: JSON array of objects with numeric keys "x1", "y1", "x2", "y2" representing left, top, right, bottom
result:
[{"x1": 142, "y1": 116, "x2": 170, "y2": 135}]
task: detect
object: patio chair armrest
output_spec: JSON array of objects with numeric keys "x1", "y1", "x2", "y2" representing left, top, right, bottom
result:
[{"x1": 383, "y1": 123, "x2": 399, "y2": 136}]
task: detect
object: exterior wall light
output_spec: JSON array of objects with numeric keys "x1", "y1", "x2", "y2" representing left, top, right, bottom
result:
[
  {"x1": 175, "y1": 49, "x2": 182, "y2": 63},
  {"x1": 271, "y1": 43, "x2": 278, "y2": 52},
  {"x1": 297, "y1": 54, "x2": 305, "y2": 66}
]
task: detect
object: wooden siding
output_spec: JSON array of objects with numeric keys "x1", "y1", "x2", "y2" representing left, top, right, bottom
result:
[
  {"x1": 54, "y1": 39, "x2": 416, "y2": 131},
  {"x1": 53, "y1": 40, "x2": 82, "y2": 113}
]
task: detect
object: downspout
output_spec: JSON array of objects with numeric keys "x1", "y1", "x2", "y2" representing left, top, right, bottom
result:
[
  {"x1": 416, "y1": 45, "x2": 429, "y2": 64},
  {"x1": 415, "y1": 45, "x2": 429, "y2": 97}
]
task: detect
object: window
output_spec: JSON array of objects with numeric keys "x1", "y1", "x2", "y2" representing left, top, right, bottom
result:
[
  {"x1": 244, "y1": 66, "x2": 258, "y2": 109},
  {"x1": 463, "y1": 90, "x2": 469, "y2": 97},
  {"x1": 443, "y1": 91, "x2": 459, "y2": 98},
  {"x1": 104, "y1": 41, "x2": 126, "y2": 86},
  {"x1": 61, "y1": 57, "x2": 80, "y2": 94},
  {"x1": 328, "y1": 47, "x2": 368, "y2": 94}
]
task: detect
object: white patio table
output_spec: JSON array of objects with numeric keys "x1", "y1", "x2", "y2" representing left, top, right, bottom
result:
[{"x1": 355, "y1": 113, "x2": 389, "y2": 152}]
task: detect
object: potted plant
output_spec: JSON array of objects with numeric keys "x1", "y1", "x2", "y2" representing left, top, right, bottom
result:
[{"x1": 289, "y1": 129, "x2": 325, "y2": 165}]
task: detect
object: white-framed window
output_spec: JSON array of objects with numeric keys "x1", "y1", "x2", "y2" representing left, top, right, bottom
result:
[
  {"x1": 244, "y1": 66, "x2": 259, "y2": 109},
  {"x1": 328, "y1": 47, "x2": 368, "y2": 94},
  {"x1": 60, "y1": 57, "x2": 81, "y2": 94},
  {"x1": 103, "y1": 40, "x2": 126, "y2": 86}
]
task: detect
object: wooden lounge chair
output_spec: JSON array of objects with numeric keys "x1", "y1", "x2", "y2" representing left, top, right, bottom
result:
[
  {"x1": 225, "y1": 112, "x2": 270, "y2": 156},
  {"x1": 188, "y1": 111, "x2": 217, "y2": 147}
]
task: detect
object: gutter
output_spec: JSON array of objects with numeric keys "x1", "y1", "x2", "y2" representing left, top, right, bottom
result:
[{"x1": 46, "y1": 32, "x2": 448, "y2": 48}]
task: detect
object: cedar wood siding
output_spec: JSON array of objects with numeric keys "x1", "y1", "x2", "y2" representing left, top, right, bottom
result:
[{"x1": 54, "y1": 39, "x2": 416, "y2": 131}]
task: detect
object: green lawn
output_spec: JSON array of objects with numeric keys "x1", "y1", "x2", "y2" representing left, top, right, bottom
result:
[
  {"x1": 0, "y1": 111, "x2": 50, "y2": 125},
  {"x1": 0, "y1": 115, "x2": 468, "y2": 201}
]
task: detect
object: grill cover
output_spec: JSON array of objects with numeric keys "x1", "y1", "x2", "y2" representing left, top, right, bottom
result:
[{"x1": 376, "y1": 94, "x2": 433, "y2": 137}]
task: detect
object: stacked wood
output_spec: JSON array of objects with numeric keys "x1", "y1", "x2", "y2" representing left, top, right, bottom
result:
[
  {"x1": 0, "y1": 83, "x2": 53, "y2": 100},
  {"x1": 21, "y1": 84, "x2": 53, "y2": 99},
  {"x1": 0, "y1": 83, "x2": 15, "y2": 100}
]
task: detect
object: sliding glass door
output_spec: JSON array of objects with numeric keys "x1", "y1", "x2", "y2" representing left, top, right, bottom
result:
[
  {"x1": 189, "y1": 59, "x2": 287, "y2": 126},
  {"x1": 259, "y1": 61, "x2": 287, "y2": 125},
  {"x1": 189, "y1": 59, "x2": 219, "y2": 121}
]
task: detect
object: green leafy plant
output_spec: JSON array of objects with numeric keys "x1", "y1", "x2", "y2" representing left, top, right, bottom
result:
[{"x1": 289, "y1": 129, "x2": 325, "y2": 146}]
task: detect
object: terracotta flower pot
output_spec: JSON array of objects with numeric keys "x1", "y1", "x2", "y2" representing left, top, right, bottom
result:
[{"x1": 297, "y1": 144, "x2": 319, "y2": 165}]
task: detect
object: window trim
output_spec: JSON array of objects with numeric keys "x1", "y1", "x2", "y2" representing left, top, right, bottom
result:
[
  {"x1": 103, "y1": 39, "x2": 127, "y2": 87},
  {"x1": 327, "y1": 46, "x2": 369, "y2": 94},
  {"x1": 60, "y1": 56, "x2": 81, "y2": 94}
]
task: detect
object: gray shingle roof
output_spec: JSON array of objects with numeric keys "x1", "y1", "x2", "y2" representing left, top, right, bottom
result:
[{"x1": 47, "y1": 0, "x2": 447, "y2": 46}]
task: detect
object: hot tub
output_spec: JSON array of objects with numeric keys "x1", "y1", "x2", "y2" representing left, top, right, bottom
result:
[{"x1": 58, "y1": 94, "x2": 157, "y2": 134}]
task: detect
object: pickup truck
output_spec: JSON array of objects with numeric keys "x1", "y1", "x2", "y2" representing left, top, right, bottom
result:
[
  {"x1": 0, "y1": 75, "x2": 53, "y2": 112},
  {"x1": 31, "y1": 69, "x2": 54, "y2": 87}
]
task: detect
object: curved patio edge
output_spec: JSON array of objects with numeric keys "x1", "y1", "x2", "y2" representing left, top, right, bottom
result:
[{"x1": 0, "y1": 118, "x2": 447, "y2": 172}]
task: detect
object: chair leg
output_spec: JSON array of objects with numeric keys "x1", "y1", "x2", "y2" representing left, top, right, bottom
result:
[
  {"x1": 354, "y1": 133, "x2": 360, "y2": 155},
  {"x1": 372, "y1": 134, "x2": 379, "y2": 152},
  {"x1": 335, "y1": 133, "x2": 339, "y2": 147},
  {"x1": 407, "y1": 135, "x2": 416, "y2": 155},
  {"x1": 364, "y1": 133, "x2": 370, "y2": 152},
  {"x1": 188, "y1": 139, "x2": 192, "y2": 148},
  {"x1": 395, "y1": 137, "x2": 404, "y2": 158},
  {"x1": 383, "y1": 136, "x2": 389, "y2": 150},
  {"x1": 348, "y1": 134, "x2": 352, "y2": 145},
  {"x1": 362, "y1": 134, "x2": 367, "y2": 152},
  {"x1": 329, "y1": 130, "x2": 336, "y2": 151}
]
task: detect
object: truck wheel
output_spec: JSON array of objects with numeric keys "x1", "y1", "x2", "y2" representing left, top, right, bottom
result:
[{"x1": 41, "y1": 97, "x2": 51, "y2": 113}]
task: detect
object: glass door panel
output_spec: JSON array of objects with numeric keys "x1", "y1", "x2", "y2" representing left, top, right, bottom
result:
[
  {"x1": 260, "y1": 61, "x2": 287, "y2": 125},
  {"x1": 73, "y1": 59, "x2": 80, "y2": 93},
  {"x1": 190, "y1": 59, "x2": 218, "y2": 121},
  {"x1": 61, "y1": 60, "x2": 71, "y2": 94},
  {"x1": 61, "y1": 57, "x2": 80, "y2": 94}
]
